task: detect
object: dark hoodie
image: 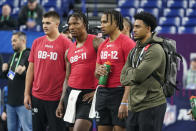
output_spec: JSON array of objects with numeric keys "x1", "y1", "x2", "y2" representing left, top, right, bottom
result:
[
  {"x1": 120, "y1": 33, "x2": 166, "y2": 112},
  {"x1": 2, "y1": 48, "x2": 30, "y2": 107}
]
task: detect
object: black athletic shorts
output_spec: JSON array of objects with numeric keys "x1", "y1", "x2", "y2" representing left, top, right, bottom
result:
[
  {"x1": 95, "y1": 86, "x2": 126, "y2": 127},
  {"x1": 64, "y1": 86, "x2": 95, "y2": 126},
  {"x1": 31, "y1": 96, "x2": 66, "y2": 131}
]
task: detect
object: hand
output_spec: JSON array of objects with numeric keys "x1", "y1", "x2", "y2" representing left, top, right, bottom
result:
[
  {"x1": 118, "y1": 104, "x2": 128, "y2": 119},
  {"x1": 1, "y1": 112, "x2": 7, "y2": 121},
  {"x1": 2, "y1": 63, "x2": 8, "y2": 72},
  {"x1": 95, "y1": 65, "x2": 108, "y2": 77},
  {"x1": 56, "y1": 101, "x2": 64, "y2": 118},
  {"x1": 15, "y1": 65, "x2": 26, "y2": 75},
  {"x1": 24, "y1": 94, "x2": 32, "y2": 110},
  {"x1": 187, "y1": 109, "x2": 195, "y2": 120},
  {"x1": 82, "y1": 91, "x2": 95, "y2": 103},
  {"x1": 27, "y1": 21, "x2": 36, "y2": 28}
]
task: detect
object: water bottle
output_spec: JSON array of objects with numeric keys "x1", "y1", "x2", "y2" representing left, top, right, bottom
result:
[
  {"x1": 98, "y1": 61, "x2": 111, "y2": 86},
  {"x1": 190, "y1": 96, "x2": 196, "y2": 119}
]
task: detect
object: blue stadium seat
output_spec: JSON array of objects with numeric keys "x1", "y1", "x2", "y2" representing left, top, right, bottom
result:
[
  {"x1": 167, "y1": 0, "x2": 187, "y2": 8},
  {"x1": 159, "y1": 17, "x2": 181, "y2": 27},
  {"x1": 137, "y1": 8, "x2": 159, "y2": 18},
  {"x1": 182, "y1": 17, "x2": 196, "y2": 26},
  {"x1": 42, "y1": 0, "x2": 61, "y2": 10},
  {"x1": 118, "y1": 0, "x2": 139, "y2": 8},
  {"x1": 121, "y1": 8, "x2": 135, "y2": 17},
  {"x1": 186, "y1": 8, "x2": 196, "y2": 17},
  {"x1": 189, "y1": 0, "x2": 196, "y2": 8},
  {"x1": 163, "y1": 8, "x2": 184, "y2": 17},
  {"x1": 156, "y1": 26, "x2": 177, "y2": 34},
  {"x1": 178, "y1": 26, "x2": 196, "y2": 34},
  {"x1": 140, "y1": 0, "x2": 162, "y2": 8}
]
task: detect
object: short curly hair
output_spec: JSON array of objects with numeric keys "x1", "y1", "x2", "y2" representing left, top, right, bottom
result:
[{"x1": 134, "y1": 11, "x2": 157, "y2": 32}]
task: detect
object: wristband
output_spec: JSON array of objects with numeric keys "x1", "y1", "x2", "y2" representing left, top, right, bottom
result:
[{"x1": 121, "y1": 102, "x2": 128, "y2": 106}]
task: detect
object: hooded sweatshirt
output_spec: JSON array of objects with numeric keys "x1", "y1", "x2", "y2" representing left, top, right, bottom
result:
[{"x1": 120, "y1": 33, "x2": 166, "y2": 112}]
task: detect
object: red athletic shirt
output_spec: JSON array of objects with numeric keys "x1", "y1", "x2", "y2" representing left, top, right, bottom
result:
[
  {"x1": 96, "y1": 34, "x2": 135, "y2": 88},
  {"x1": 67, "y1": 34, "x2": 97, "y2": 89},
  {"x1": 28, "y1": 35, "x2": 72, "y2": 101}
]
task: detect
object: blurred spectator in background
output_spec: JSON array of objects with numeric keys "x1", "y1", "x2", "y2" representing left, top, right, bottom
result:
[
  {"x1": 1, "y1": 32, "x2": 32, "y2": 131},
  {"x1": 0, "y1": 4, "x2": 17, "y2": 30},
  {"x1": 183, "y1": 54, "x2": 196, "y2": 89},
  {"x1": 60, "y1": 25, "x2": 73, "y2": 42},
  {"x1": 0, "y1": 86, "x2": 8, "y2": 131},
  {"x1": 18, "y1": 0, "x2": 44, "y2": 31},
  {"x1": 121, "y1": 17, "x2": 133, "y2": 38}
]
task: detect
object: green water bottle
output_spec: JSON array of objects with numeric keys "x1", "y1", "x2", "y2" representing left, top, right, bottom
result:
[
  {"x1": 98, "y1": 61, "x2": 111, "y2": 86},
  {"x1": 190, "y1": 96, "x2": 196, "y2": 119}
]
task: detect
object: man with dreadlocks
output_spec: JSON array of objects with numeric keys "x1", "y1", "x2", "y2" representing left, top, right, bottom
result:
[
  {"x1": 56, "y1": 11, "x2": 104, "y2": 131},
  {"x1": 95, "y1": 10, "x2": 135, "y2": 131}
]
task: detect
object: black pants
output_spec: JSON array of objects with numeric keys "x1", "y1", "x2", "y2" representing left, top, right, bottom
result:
[
  {"x1": 126, "y1": 103, "x2": 166, "y2": 131},
  {"x1": 0, "y1": 118, "x2": 7, "y2": 131},
  {"x1": 31, "y1": 96, "x2": 68, "y2": 131}
]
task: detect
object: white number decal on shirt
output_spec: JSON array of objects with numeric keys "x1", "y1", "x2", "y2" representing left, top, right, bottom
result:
[
  {"x1": 70, "y1": 52, "x2": 87, "y2": 63},
  {"x1": 100, "y1": 51, "x2": 118, "y2": 59},
  {"x1": 38, "y1": 51, "x2": 58, "y2": 60}
]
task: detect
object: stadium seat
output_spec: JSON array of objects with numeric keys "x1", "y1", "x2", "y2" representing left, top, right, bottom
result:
[
  {"x1": 182, "y1": 17, "x2": 196, "y2": 26},
  {"x1": 163, "y1": 8, "x2": 184, "y2": 17},
  {"x1": 159, "y1": 17, "x2": 181, "y2": 27},
  {"x1": 156, "y1": 26, "x2": 177, "y2": 34},
  {"x1": 118, "y1": 0, "x2": 139, "y2": 8},
  {"x1": 178, "y1": 26, "x2": 196, "y2": 34},
  {"x1": 167, "y1": 0, "x2": 187, "y2": 8},
  {"x1": 137, "y1": 8, "x2": 159, "y2": 18},
  {"x1": 140, "y1": 0, "x2": 162, "y2": 8},
  {"x1": 121, "y1": 8, "x2": 135, "y2": 17},
  {"x1": 189, "y1": 0, "x2": 196, "y2": 8},
  {"x1": 186, "y1": 8, "x2": 196, "y2": 18}
]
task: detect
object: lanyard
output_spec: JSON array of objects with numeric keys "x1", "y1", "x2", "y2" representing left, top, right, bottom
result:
[
  {"x1": 9, "y1": 51, "x2": 23, "y2": 71},
  {"x1": 132, "y1": 47, "x2": 145, "y2": 68}
]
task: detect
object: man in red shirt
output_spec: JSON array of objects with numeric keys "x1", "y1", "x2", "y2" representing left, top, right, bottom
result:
[
  {"x1": 24, "y1": 11, "x2": 72, "y2": 131},
  {"x1": 95, "y1": 10, "x2": 136, "y2": 131},
  {"x1": 56, "y1": 11, "x2": 104, "y2": 131}
]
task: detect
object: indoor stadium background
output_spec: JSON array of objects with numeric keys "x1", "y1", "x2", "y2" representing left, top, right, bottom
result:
[{"x1": 0, "y1": 0, "x2": 196, "y2": 131}]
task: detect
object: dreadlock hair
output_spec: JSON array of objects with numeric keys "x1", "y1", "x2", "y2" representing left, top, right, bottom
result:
[
  {"x1": 103, "y1": 10, "x2": 124, "y2": 31},
  {"x1": 67, "y1": 11, "x2": 88, "y2": 31},
  {"x1": 134, "y1": 11, "x2": 157, "y2": 32}
]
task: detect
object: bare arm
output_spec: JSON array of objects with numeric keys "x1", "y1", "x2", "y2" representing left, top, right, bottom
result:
[
  {"x1": 56, "y1": 49, "x2": 70, "y2": 118},
  {"x1": 93, "y1": 37, "x2": 104, "y2": 51},
  {"x1": 60, "y1": 49, "x2": 71, "y2": 103},
  {"x1": 24, "y1": 62, "x2": 34, "y2": 110}
]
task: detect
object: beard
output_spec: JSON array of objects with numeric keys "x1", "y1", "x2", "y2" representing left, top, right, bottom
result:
[{"x1": 13, "y1": 47, "x2": 19, "y2": 52}]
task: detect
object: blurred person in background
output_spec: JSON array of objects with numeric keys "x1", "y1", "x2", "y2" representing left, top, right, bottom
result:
[
  {"x1": 1, "y1": 32, "x2": 32, "y2": 131},
  {"x1": 18, "y1": 0, "x2": 44, "y2": 31},
  {"x1": 121, "y1": 17, "x2": 133, "y2": 38},
  {"x1": 183, "y1": 54, "x2": 196, "y2": 89},
  {"x1": 0, "y1": 4, "x2": 17, "y2": 30}
]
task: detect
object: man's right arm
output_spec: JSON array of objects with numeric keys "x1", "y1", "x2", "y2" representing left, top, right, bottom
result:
[
  {"x1": 24, "y1": 62, "x2": 34, "y2": 110},
  {"x1": 56, "y1": 49, "x2": 70, "y2": 118}
]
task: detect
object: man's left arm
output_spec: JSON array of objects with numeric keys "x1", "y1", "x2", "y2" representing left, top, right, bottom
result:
[{"x1": 126, "y1": 45, "x2": 164, "y2": 84}]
